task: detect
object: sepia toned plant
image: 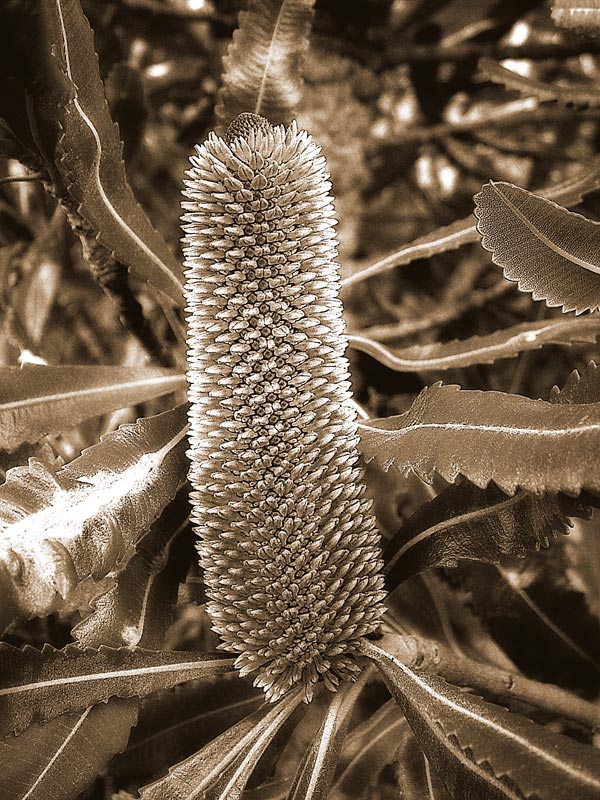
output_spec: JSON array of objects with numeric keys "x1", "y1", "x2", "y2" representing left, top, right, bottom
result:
[{"x1": 182, "y1": 112, "x2": 386, "y2": 702}]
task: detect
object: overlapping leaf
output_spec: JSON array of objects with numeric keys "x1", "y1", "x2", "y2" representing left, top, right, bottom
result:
[
  {"x1": 348, "y1": 316, "x2": 600, "y2": 372},
  {"x1": 138, "y1": 691, "x2": 303, "y2": 800},
  {"x1": 0, "y1": 404, "x2": 188, "y2": 631},
  {"x1": 0, "y1": 0, "x2": 184, "y2": 306},
  {"x1": 363, "y1": 638, "x2": 600, "y2": 800},
  {"x1": 475, "y1": 180, "x2": 600, "y2": 313},
  {"x1": 0, "y1": 643, "x2": 233, "y2": 736},
  {"x1": 0, "y1": 364, "x2": 185, "y2": 451},
  {"x1": 479, "y1": 57, "x2": 600, "y2": 108},
  {"x1": 383, "y1": 482, "x2": 587, "y2": 591},
  {"x1": 358, "y1": 383, "x2": 600, "y2": 494},
  {"x1": 215, "y1": 0, "x2": 316, "y2": 132}
]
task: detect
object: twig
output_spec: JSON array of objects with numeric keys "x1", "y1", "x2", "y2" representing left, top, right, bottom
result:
[
  {"x1": 385, "y1": 39, "x2": 600, "y2": 66},
  {"x1": 359, "y1": 633, "x2": 600, "y2": 733},
  {"x1": 0, "y1": 172, "x2": 45, "y2": 187}
]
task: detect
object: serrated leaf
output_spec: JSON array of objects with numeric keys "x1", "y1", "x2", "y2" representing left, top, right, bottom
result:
[
  {"x1": 551, "y1": 360, "x2": 600, "y2": 403},
  {"x1": 363, "y1": 638, "x2": 600, "y2": 800},
  {"x1": 0, "y1": 404, "x2": 188, "y2": 632},
  {"x1": 0, "y1": 364, "x2": 185, "y2": 451},
  {"x1": 0, "y1": 643, "x2": 233, "y2": 736},
  {"x1": 393, "y1": 727, "x2": 451, "y2": 800},
  {"x1": 358, "y1": 383, "x2": 600, "y2": 494},
  {"x1": 286, "y1": 683, "x2": 360, "y2": 800},
  {"x1": 110, "y1": 679, "x2": 263, "y2": 781},
  {"x1": 0, "y1": 699, "x2": 138, "y2": 800},
  {"x1": 383, "y1": 482, "x2": 585, "y2": 591},
  {"x1": 330, "y1": 700, "x2": 407, "y2": 800},
  {"x1": 475, "y1": 180, "x2": 600, "y2": 313},
  {"x1": 342, "y1": 167, "x2": 600, "y2": 290},
  {"x1": 479, "y1": 57, "x2": 600, "y2": 108},
  {"x1": 348, "y1": 316, "x2": 600, "y2": 372},
  {"x1": 138, "y1": 691, "x2": 303, "y2": 800},
  {"x1": 215, "y1": 0, "x2": 316, "y2": 132},
  {"x1": 73, "y1": 492, "x2": 192, "y2": 648},
  {"x1": 0, "y1": 0, "x2": 184, "y2": 306}
]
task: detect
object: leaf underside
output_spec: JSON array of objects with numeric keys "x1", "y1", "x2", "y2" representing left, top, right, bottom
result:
[
  {"x1": 475, "y1": 180, "x2": 600, "y2": 313},
  {"x1": 215, "y1": 0, "x2": 316, "y2": 132}
]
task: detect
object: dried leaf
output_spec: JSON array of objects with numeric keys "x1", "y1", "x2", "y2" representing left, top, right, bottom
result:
[
  {"x1": 479, "y1": 58, "x2": 600, "y2": 108},
  {"x1": 0, "y1": 643, "x2": 233, "y2": 736},
  {"x1": 348, "y1": 316, "x2": 600, "y2": 372},
  {"x1": 215, "y1": 0, "x2": 316, "y2": 132},
  {"x1": 0, "y1": 364, "x2": 185, "y2": 451},
  {"x1": 138, "y1": 691, "x2": 303, "y2": 800},
  {"x1": 475, "y1": 180, "x2": 600, "y2": 313},
  {"x1": 0, "y1": 405, "x2": 188, "y2": 631},
  {"x1": 358, "y1": 383, "x2": 600, "y2": 494},
  {"x1": 364, "y1": 639, "x2": 600, "y2": 800}
]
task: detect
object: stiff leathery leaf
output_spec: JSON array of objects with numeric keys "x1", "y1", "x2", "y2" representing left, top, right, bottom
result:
[
  {"x1": 393, "y1": 724, "x2": 451, "y2": 800},
  {"x1": 138, "y1": 691, "x2": 303, "y2": 800},
  {"x1": 330, "y1": 699, "x2": 407, "y2": 800},
  {"x1": 286, "y1": 681, "x2": 362, "y2": 800},
  {"x1": 551, "y1": 359, "x2": 600, "y2": 403},
  {"x1": 110, "y1": 679, "x2": 263, "y2": 781},
  {"x1": 475, "y1": 180, "x2": 600, "y2": 313},
  {"x1": 478, "y1": 58, "x2": 600, "y2": 108},
  {"x1": 348, "y1": 316, "x2": 600, "y2": 372},
  {"x1": 362, "y1": 638, "x2": 600, "y2": 800},
  {"x1": 383, "y1": 482, "x2": 587, "y2": 591},
  {"x1": 0, "y1": 364, "x2": 185, "y2": 451},
  {"x1": 215, "y1": 0, "x2": 316, "y2": 132},
  {"x1": 0, "y1": 404, "x2": 188, "y2": 632},
  {"x1": 342, "y1": 166, "x2": 600, "y2": 290},
  {"x1": 0, "y1": 0, "x2": 184, "y2": 306},
  {"x1": 358, "y1": 383, "x2": 600, "y2": 494},
  {"x1": 0, "y1": 643, "x2": 233, "y2": 736},
  {"x1": 73, "y1": 493, "x2": 193, "y2": 648}
]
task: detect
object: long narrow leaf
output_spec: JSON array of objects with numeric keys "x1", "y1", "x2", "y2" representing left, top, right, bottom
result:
[
  {"x1": 0, "y1": 364, "x2": 185, "y2": 451},
  {"x1": 362, "y1": 639, "x2": 600, "y2": 800},
  {"x1": 215, "y1": 0, "x2": 316, "y2": 132},
  {"x1": 358, "y1": 383, "x2": 600, "y2": 494},
  {"x1": 0, "y1": 643, "x2": 233, "y2": 736},
  {"x1": 348, "y1": 316, "x2": 600, "y2": 372}
]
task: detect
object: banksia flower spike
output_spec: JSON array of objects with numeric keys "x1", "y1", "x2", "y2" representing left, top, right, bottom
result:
[{"x1": 182, "y1": 112, "x2": 386, "y2": 703}]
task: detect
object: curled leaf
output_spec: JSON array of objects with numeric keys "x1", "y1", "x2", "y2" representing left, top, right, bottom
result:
[
  {"x1": 348, "y1": 316, "x2": 600, "y2": 372},
  {"x1": 475, "y1": 180, "x2": 600, "y2": 313},
  {"x1": 0, "y1": 405, "x2": 188, "y2": 631}
]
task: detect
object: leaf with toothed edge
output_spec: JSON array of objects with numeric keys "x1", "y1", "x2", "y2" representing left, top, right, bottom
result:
[
  {"x1": 0, "y1": 0, "x2": 184, "y2": 306},
  {"x1": 138, "y1": 691, "x2": 303, "y2": 800},
  {"x1": 0, "y1": 642, "x2": 233, "y2": 737},
  {"x1": 348, "y1": 316, "x2": 600, "y2": 372},
  {"x1": 475, "y1": 180, "x2": 600, "y2": 313},
  {"x1": 361, "y1": 637, "x2": 600, "y2": 800},
  {"x1": 358, "y1": 383, "x2": 600, "y2": 495},
  {"x1": 478, "y1": 58, "x2": 600, "y2": 108},
  {"x1": 215, "y1": 0, "x2": 316, "y2": 133},
  {"x1": 0, "y1": 404, "x2": 189, "y2": 633},
  {"x1": 0, "y1": 364, "x2": 186, "y2": 451}
]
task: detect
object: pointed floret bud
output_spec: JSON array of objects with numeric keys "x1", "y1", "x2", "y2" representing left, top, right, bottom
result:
[{"x1": 182, "y1": 113, "x2": 386, "y2": 703}]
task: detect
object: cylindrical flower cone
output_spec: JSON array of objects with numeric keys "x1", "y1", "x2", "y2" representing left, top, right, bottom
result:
[{"x1": 182, "y1": 112, "x2": 386, "y2": 703}]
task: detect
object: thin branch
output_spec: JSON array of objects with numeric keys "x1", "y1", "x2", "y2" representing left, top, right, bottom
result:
[
  {"x1": 0, "y1": 172, "x2": 45, "y2": 188},
  {"x1": 385, "y1": 39, "x2": 600, "y2": 66},
  {"x1": 359, "y1": 633, "x2": 600, "y2": 733}
]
